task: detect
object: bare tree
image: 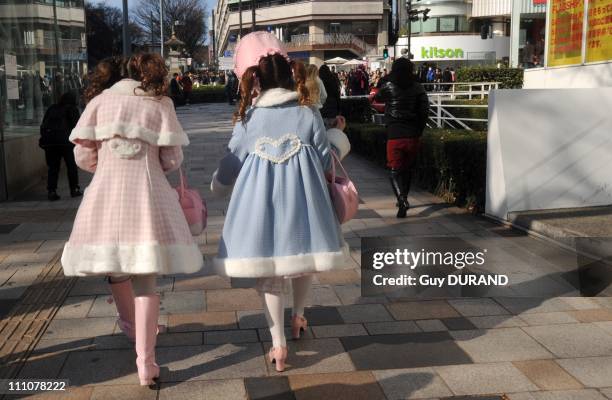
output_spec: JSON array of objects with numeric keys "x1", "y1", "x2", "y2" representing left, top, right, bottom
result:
[
  {"x1": 85, "y1": 2, "x2": 144, "y2": 65},
  {"x1": 131, "y1": 0, "x2": 207, "y2": 57}
]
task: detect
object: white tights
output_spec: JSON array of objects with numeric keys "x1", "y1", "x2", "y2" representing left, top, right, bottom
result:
[
  {"x1": 263, "y1": 275, "x2": 312, "y2": 348},
  {"x1": 108, "y1": 275, "x2": 157, "y2": 296}
]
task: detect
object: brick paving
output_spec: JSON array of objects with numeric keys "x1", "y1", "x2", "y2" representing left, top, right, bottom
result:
[{"x1": 0, "y1": 103, "x2": 611, "y2": 399}]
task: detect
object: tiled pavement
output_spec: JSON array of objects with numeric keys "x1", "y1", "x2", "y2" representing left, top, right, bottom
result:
[{"x1": 1, "y1": 103, "x2": 612, "y2": 400}]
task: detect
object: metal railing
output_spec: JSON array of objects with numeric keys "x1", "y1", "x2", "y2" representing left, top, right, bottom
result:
[
  {"x1": 287, "y1": 33, "x2": 377, "y2": 56},
  {"x1": 358, "y1": 81, "x2": 499, "y2": 131},
  {"x1": 421, "y1": 82, "x2": 499, "y2": 100},
  {"x1": 426, "y1": 93, "x2": 489, "y2": 130}
]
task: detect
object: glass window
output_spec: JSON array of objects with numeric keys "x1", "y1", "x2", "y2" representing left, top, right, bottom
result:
[
  {"x1": 411, "y1": 20, "x2": 421, "y2": 34},
  {"x1": 422, "y1": 17, "x2": 438, "y2": 33},
  {"x1": 458, "y1": 16, "x2": 470, "y2": 32},
  {"x1": 439, "y1": 17, "x2": 456, "y2": 32},
  {"x1": 0, "y1": 0, "x2": 86, "y2": 140}
]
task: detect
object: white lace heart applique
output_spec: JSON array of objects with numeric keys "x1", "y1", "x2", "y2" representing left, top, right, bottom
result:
[
  {"x1": 253, "y1": 134, "x2": 302, "y2": 164},
  {"x1": 108, "y1": 137, "x2": 144, "y2": 159}
]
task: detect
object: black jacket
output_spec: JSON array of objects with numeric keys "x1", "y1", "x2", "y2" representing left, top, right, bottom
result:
[
  {"x1": 225, "y1": 73, "x2": 238, "y2": 94},
  {"x1": 320, "y1": 79, "x2": 341, "y2": 119},
  {"x1": 169, "y1": 78, "x2": 183, "y2": 97},
  {"x1": 39, "y1": 103, "x2": 80, "y2": 148},
  {"x1": 374, "y1": 80, "x2": 429, "y2": 139}
]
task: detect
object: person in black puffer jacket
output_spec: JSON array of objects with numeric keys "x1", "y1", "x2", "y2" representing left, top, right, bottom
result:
[
  {"x1": 39, "y1": 92, "x2": 82, "y2": 201},
  {"x1": 318, "y1": 64, "x2": 342, "y2": 126},
  {"x1": 374, "y1": 58, "x2": 429, "y2": 218}
]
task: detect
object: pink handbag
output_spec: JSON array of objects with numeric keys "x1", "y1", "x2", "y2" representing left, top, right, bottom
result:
[
  {"x1": 327, "y1": 152, "x2": 359, "y2": 224},
  {"x1": 175, "y1": 169, "x2": 207, "y2": 236}
]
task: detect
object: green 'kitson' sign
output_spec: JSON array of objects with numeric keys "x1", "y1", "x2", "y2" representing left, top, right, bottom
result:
[{"x1": 421, "y1": 47, "x2": 465, "y2": 59}]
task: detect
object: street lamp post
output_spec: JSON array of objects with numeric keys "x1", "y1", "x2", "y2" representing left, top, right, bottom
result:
[
  {"x1": 407, "y1": 0, "x2": 412, "y2": 58},
  {"x1": 122, "y1": 0, "x2": 130, "y2": 56},
  {"x1": 160, "y1": 0, "x2": 164, "y2": 56},
  {"x1": 251, "y1": 0, "x2": 256, "y2": 31},
  {"x1": 239, "y1": 0, "x2": 243, "y2": 37},
  {"x1": 406, "y1": 1, "x2": 430, "y2": 60}
]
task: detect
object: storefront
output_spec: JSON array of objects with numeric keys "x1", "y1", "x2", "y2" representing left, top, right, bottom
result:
[
  {"x1": 523, "y1": 0, "x2": 612, "y2": 88},
  {"x1": 393, "y1": 35, "x2": 511, "y2": 68},
  {"x1": 0, "y1": 0, "x2": 87, "y2": 200}
]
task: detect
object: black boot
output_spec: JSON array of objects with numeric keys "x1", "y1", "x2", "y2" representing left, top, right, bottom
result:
[
  {"x1": 399, "y1": 169, "x2": 412, "y2": 215},
  {"x1": 70, "y1": 186, "x2": 83, "y2": 198},
  {"x1": 389, "y1": 170, "x2": 408, "y2": 218},
  {"x1": 48, "y1": 191, "x2": 60, "y2": 201}
]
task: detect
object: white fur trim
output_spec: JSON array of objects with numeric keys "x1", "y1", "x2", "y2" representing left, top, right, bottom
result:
[
  {"x1": 210, "y1": 170, "x2": 234, "y2": 197},
  {"x1": 70, "y1": 123, "x2": 189, "y2": 147},
  {"x1": 212, "y1": 242, "x2": 351, "y2": 278},
  {"x1": 327, "y1": 128, "x2": 351, "y2": 160},
  {"x1": 105, "y1": 79, "x2": 150, "y2": 96},
  {"x1": 253, "y1": 88, "x2": 299, "y2": 108},
  {"x1": 61, "y1": 242, "x2": 204, "y2": 276}
]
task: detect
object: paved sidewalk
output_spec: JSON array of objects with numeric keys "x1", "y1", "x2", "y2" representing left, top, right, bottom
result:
[{"x1": 1, "y1": 103, "x2": 612, "y2": 400}]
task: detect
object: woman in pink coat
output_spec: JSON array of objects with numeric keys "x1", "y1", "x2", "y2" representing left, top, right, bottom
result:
[{"x1": 61, "y1": 53, "x2": 203, "y2": 386}]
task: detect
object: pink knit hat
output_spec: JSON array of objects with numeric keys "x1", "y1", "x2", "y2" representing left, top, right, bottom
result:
[{"x1": 233, "y1": 31, "x2": 290, "y2": 79}]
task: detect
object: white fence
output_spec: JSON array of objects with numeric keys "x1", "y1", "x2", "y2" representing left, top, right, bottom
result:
[{"x1": 349, "y1": 82, "x2": 499, "y2": 130}]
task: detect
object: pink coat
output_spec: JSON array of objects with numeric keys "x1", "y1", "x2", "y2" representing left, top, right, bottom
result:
[{"x1": 61, "y1": 79, "x2": 203, "y2": 276}]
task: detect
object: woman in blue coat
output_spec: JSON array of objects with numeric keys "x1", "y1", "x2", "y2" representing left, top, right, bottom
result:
[{"x1": 211, "y1": 32, "x2": 350, "y2": 372}]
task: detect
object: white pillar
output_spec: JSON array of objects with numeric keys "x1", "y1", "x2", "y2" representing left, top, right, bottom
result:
[{"x1": 510, "y1": 0, "x2": 522, "y2": 67}]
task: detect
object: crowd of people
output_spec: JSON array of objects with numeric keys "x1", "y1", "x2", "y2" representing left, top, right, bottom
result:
[
  {"x1": 317, "y1": 62, "x2": 457, "y2": 97},
  {"x1": 164, "y1": 61, "x2": 457, "y2": 110},
  {"x1": 42, "y1": 32, "x2": 429, "y2": 387}
]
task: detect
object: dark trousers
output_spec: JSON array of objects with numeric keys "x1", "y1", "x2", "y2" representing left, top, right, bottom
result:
[{"x1": 45, "y1": 147, "x2": 79, "y2": 192}]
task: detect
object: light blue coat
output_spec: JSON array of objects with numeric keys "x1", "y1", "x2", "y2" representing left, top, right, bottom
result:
[{"x1": 211, "y1": 88, "x2": 350, "y2": 278}]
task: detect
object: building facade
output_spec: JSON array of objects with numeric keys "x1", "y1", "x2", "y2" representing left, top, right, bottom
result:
[
  {"x1": 213, "y1": 0, "x2": 391, "y2": 66},
  {"x1": 0, "y1": 0, "x2": 87, "y2": 200},
  {"x1": 471, "y1": 0, "x2": 547, "y2": 68}
]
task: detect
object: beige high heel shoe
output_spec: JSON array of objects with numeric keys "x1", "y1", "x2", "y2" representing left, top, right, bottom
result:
[
  {"x1": 268, "y1": 346, "x2": 288, "y2": 372},
  {"x1": 291, "y1": 315, "x2": 308, "y2": 340}
]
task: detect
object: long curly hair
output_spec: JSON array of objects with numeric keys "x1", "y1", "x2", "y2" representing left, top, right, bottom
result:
[
  {"x1": 305, "y1": 64, "x2": 321, "y2": 105},
  {"x1": 83, "y1": 56, "x2": 124, "y2": 104},
  {"x1": 125, "y1": 53, "x2": 169, "y2": 97},
  {"x1": 234, "y1": 54, "x2": 311, "y2": 123}
]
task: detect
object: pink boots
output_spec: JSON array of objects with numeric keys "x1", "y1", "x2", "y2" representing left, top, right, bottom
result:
[
  {"x1": 109, "y1": 279, "x2": 136, "y2": 341},
  {"x1": 268, "y1": 346, "x2": 288, "y2": 372},
  {"x1": 135, "y1": 295, "x2": 160, "y2": 386}
]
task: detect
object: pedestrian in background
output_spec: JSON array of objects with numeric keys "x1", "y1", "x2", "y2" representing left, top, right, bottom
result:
[
  {"x1": 374, "y1": 58, "x2": 429, "y2": 218},
  {"x1": 350, "y1": 65, "x2": 369, "y2": 96},
  {"x1": 169, "y1": 72, "x2": 183, "y2": 107},
  {"x1": 225, "y1": 70, "x2": 239, "y2": 105},
  {"x1": 443, "y1": 67, "x2": 453, "y2": 91},
  {"x1": 61, "y1": 53, "x2": 203, "y2": 387},
  {"x1": 319, "y1": 64, "x2": 342, "y2": 125},
  {"x1": 39, "y1": 91, "x2": 83, "y2": 201},
  {"x1": 305, "y1": 64, "x2": 326, "y2": 109},
  {"x1": 182, "y1": 72, "x2": 193, "y2": 105}
]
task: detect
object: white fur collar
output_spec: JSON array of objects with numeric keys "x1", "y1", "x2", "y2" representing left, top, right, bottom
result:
[
  {"x1": 253, "y1": 88, "x2": 299, "y2": 107},
  {"x1": 106, "y1": 79, "x2": 150, "y2": 96}
]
